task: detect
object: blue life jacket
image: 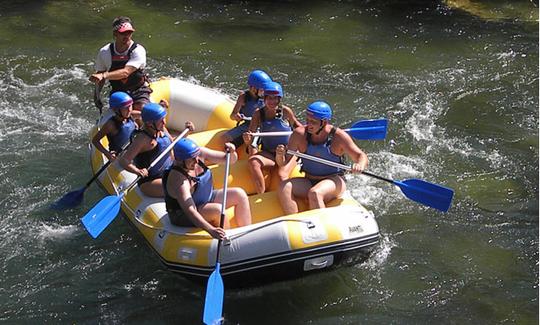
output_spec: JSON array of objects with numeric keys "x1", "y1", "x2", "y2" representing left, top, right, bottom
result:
[
  {"x1": 259, "y1": 106, "x2": 291, "y2": 153},
  {"x1": 241, "y1": 90, "x2": 264, "y2": 118},
  {"x1": 163, "y1": 161, "x2": 214, "y2": 213},
  {"x1": 108, "y1": 42, "x2": 147, "y2": 92},
  {"x1": 107, "y1": 116, "x2": 136, "y2": 152},
  {"x1": 301, "y1": 126, "x2": 344, "y2": 177},
  {"x1": 133, "y1": 130, "x2": 173, "y2": 177},
  {"x1": 188, "y1": 162, "x2": 214, "y2": 207}
]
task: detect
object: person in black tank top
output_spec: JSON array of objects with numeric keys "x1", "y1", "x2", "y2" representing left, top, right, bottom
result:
[
  {"x1": 163, "y1": 139, "x2": 252, "y2": 239},
  {"x1": 241, "y1": 82, "x2": 302, "y2": 194},
  {"x1": 276, "y1": 101, "x2": 369, "y2": 215},
  {"x1": 119, "y1": 102, "x2": 181, "y2": 197}
]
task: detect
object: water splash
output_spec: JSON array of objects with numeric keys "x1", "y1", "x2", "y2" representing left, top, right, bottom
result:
[
  {"x1": 38, "y1": 223, "x2": 78, "y2": 241},
  {"x1": 359, "y1": 233, "x2": 397, "y2": 272}
]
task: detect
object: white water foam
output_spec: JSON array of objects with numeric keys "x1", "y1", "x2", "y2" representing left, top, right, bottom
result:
[
  {"x1": 346, "y1": 150, "x2": 427, "y2": 214},
  {"x1": 359, "y1": 233, "x2": 397, "y2": 272},
  {"x1": 38, "y1": 223, "x2": 79, "y2": 241},
  {"x1": 388, "y1": 66, "x2": 522, "y2": 177},
  {"x1": 0, "y1": 59, "x2": 94, "y2": 143}
]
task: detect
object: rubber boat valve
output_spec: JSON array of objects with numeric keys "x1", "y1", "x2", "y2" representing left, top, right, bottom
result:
[{"x1": 223, "y1": 237, "x2": 232, "y2": 246}]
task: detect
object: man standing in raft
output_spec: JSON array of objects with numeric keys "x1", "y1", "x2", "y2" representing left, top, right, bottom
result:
[
  {"x1": 163, "y1": 139, "x2": 252, "y2": 239},
  {"x1": 89, "y1": 16, "x2": 151, "y2": 123},
  {"x1": 276, "y1": 101, "x2": 369, "y2": 214}
]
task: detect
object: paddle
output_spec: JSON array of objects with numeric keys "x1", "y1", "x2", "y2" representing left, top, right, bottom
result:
[
  {"x1": 50, "y1": 83, "x2": 109, "y2": 210},
  {"x1": 94, "y1": 82, "x2": 104, "y2": 115},
  {"x1": 203, "y1": 149, "x2": 231, "y2": 325},
  {"x1": 239, "y1": 114, "x2": 252, "y2": 121},
  {"x1": 251, "y1": 118, "x2": 388, "y2": 140},
  {"x1": 287, "y1": 150, "x2": 454, "y2": 212},
  {"x1": 81, "y1": 128, "x2": 190, "y2": 239},
  {"x1": 50, "y1": 140, "x2": 132, "y2": 210}
]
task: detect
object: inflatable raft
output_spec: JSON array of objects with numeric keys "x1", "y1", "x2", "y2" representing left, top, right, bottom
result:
[{"x1": 89, "y1": 78, "x2": 380, "y2": 284}]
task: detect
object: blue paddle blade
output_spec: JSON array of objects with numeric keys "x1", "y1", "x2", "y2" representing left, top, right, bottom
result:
[
  {"x1": 348, "y1": 119, "x2": 388, "y2": 140},
  {"x1": 81, "y1": 194, "x2": 123, "y2": 238},
  {"x1": 203, "y1": 263, "x2": 224, "y2": 325},
  {"x1": 50, "y1": 187, "x2": 86, "y2": 210},
  {"x1": 394, "y1": 178, "x2": 454, "y2": 212}
]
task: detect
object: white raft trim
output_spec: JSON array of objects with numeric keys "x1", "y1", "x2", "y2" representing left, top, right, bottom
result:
[
  {"x1": 122, "y1": 195, "x2": 378, "y2": 264},
  {"x1": 167, "y1": 79, "x2": 234, "y2": 131}
]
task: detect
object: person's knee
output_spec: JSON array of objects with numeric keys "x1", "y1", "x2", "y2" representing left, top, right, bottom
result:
[
  {"x1": 279, "y1": 180, "x2": 292, "y2": 194},
  {"x1": 248, "y1": 156, "x2": 259, "y2": 165},
  {"x1": 248, "y1": 157, "x2": 262, "y2": 171},
  {"x1": 233, "y1": 188, "x2": 248, "y2": 201},
  {"x1": 278, "y1": 181, "x2": 293, "y2": 202},
  {"x1": 277, "y1": 166, "x2": 289, "y2": 180},
  {"x1": 240, "y1": 189, "x2": 249, "y2": 200},
  {"x1": 208, "y1": 213, "x2": 220, "y2": 226},
  {"x1": 307, "y1": 187, "x2": 322, "y2": 202}
]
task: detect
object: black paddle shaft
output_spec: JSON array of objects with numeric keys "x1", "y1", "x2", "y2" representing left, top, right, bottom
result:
[
  {"x1": 84, "y1": 160, "x2": 113, "y2": 188},
  {"x1": 214, "y1": 150, "x2": 231, "y2": 265},
  {"x1": 362, "y1": 171, "x2": 394, "y2": 184},
  {"x1": 85, "y1": 138, "x2": 133, "y2": 188}
]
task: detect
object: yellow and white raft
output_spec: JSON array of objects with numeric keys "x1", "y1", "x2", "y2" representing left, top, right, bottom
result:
[{"x1": 89, "y1": 78, "x2": 379, "y2": 283}]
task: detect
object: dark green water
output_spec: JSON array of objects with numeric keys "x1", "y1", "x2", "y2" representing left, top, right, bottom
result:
[{"x1": 0, "y1": 1, "x2": 537, "y2": 323}]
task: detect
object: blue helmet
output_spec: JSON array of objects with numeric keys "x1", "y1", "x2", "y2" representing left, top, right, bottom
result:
[
  {"x1": 141, "y1": 103, "x2": 166, "y2": 123},
  {"x1": 174, "y1": 138, "x2": 201, "y2": 160},
  {"x1": 307, "y1": 101, "x2": 332, "y2": 120},
  {"x1": 247, "y1": 69, "x2": 272, "y2": 89},
  {"x1": 109, "y1": 92, "x2": 133, "y2": 109},
  {"x1": 264, "y1": 81, "x2": 283, "y2": 98}
]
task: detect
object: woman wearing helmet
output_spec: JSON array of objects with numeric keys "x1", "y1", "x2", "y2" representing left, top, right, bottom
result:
[
  {"x1": 92, "y1": 91, "x2": 137, "y2": 161},
  {"x1": 120, "y1": 102, "x2": 194, "y2": 197},
  {"x1": 242, "y1": 81, "x2": 302, "y2": 194},
  {"x1": 162, "y1": 139, "x2": 252, "y2": 239},
  {"x1": 276, "y1": 101, "x2": 369, "y2": 214},
  {"x1": 221, "y1": 69, "x2": 272, "y2": 148}
]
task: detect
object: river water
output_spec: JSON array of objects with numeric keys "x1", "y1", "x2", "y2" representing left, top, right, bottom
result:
[{"x1": 0, "y1": 1, "x2": 538, "y2": 324}]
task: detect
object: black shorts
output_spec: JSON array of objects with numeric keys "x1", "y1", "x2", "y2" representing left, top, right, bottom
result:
[
  {"x1": 167, "y1": 190, "x2": 218, "y2": 227},
  {"x1": 168, "y1": 209, "x2": 194, "y2": 227},
  {"x1": 137, "y1": 174, "x2": 161, "y2": 186},
  {"x1": 306, "y1": 173, "x2": 345, "y2": 186},
  {"x1": 127, "y1": 85, "x2": 152, "y2": 105}
]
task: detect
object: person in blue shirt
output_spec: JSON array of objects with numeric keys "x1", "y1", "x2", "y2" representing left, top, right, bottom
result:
[
  {"x1": 221, "y1": 69, "x2": 272, "y2": 148},
  {"x1": 276, "y1": 101, "x2": 368, "y2": 214},
  {"x1": 242, "y1": 81, "x2": 301, "y2": 194},
  {"x1": 92, "y1": 91, "x2": 137, "y2": 161},
  {"x1": 162, "y1": 139, "x2": 252, "y2": 239}
]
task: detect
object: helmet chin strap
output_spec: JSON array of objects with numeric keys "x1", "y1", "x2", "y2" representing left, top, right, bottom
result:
[
  {"x1": 315, "y1": 120, "x2": 325, "y2": 135},
  {"x1": 151, "y1": 121, "x2": 161, "y2": 135},
  {"x1": 181, "y1": 158, "x2": 199, "y2": 171},
  {"x1": 119, "y1": 110, "x2": 130, "y2": 122},
  {"x1": 143, "y1": 121, "x2": 159, "y2": 138}
]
